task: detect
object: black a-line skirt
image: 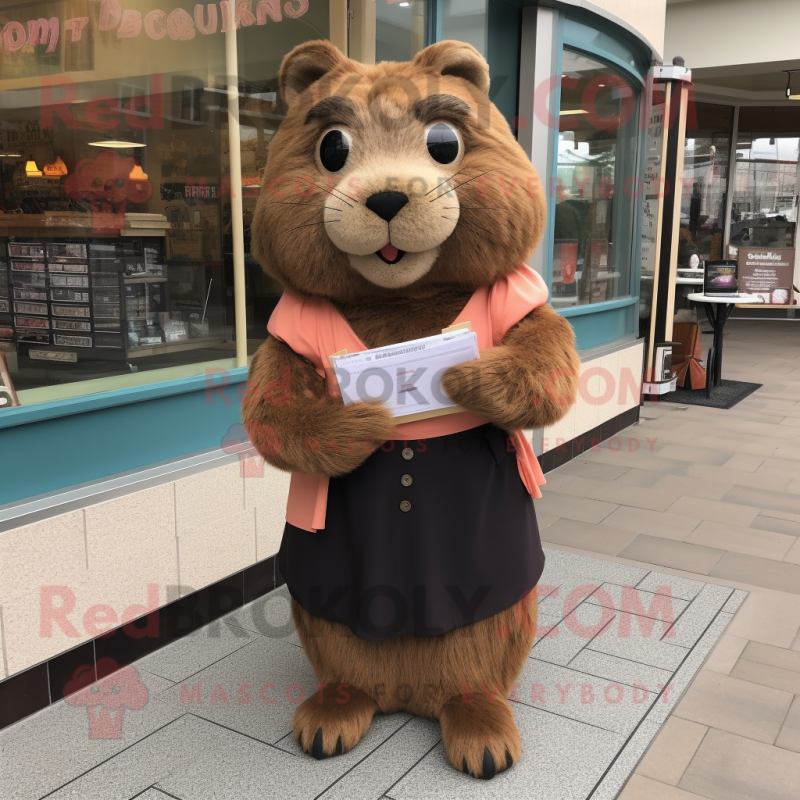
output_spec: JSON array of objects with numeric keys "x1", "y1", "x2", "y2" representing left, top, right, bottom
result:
[{"x1": 278, "y1": 423, "x2": 545, "y2": 641}]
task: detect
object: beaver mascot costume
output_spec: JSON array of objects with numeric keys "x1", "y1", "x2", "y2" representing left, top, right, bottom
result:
[{"x1": 243, "y1": 39, "x2": 579, "y2": 779}]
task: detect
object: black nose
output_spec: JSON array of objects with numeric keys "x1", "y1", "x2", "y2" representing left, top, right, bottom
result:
[{"x1": 365, "y1": 191, "x2": 409, "y2": 222}]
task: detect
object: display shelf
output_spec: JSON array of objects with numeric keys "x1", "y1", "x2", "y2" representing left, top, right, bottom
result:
[{"x1": 127, "y1": 335, "x2": 226, "y2": 358}]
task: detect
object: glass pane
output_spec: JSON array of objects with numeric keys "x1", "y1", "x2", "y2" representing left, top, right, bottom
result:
[
  {"x1": 552, "y1": 48, "x2": 639, "y2": 309},
  {"x1": 439, "y1": 0, "x2": 487, "y2": 56},
  {"x1": 729, "y1": 137, "x2": 799, "y2": 253},
  {"x1": 376, "y1": 0, "x2": 428, "y2": 63},
  {"x1": 679, "y1": 103, "x2": 734, "y2": 268},
  {"x1": 236, "y1": 3, "x2": 330, "y2": 347},
  {"x1": 0, "y1": 0, "x2": 330, "y2": 397}
]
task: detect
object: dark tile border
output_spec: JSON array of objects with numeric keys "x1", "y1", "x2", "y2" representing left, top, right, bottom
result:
[
  {"x1": 539, "y1": 406, "x2": 640, "y2": 474},
  {"x1": 0, "y1": 555, "x2": 277, "y2": 731},
  {"x1": 0, "y1": 406, "x2": 641, "y2": 732}
]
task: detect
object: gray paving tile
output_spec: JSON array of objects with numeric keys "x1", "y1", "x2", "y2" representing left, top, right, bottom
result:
[
  {"x1": 568, "y1": 650, "x2": 672, "y2": 694},
  {"x1": 710, "y1": 551, "x2": 800, "y2": 595},
  {"x1": 317, "y1": 717, "x2": 441, "y2": 800},
  {"x1": 584, "y1": 582, "x2": 690, "y2": 621},
  {"x1": 540, "y1": 547, "x2": 649, "y2": 590},
  {"x1": 586, "y1": 610, "x2": 689, "y2": 670},
  {"x1": 515, "y1": 659, "x2": 651, "y2": 735},
  {"x1": 674, "y1": 667, "x2": 793, "y2": 744},
  {"x1": 591, "y1": 609, "x2": 738, "y2": 800},
  {"x1": 534, "y1": 493, "x2": 619, "y2": 524},
  {"x1": 132, "y1": 790, "x2": 177, "y2": 799},
  {"x1": 529, "y1": 613, "x2": 598, "y2": 667},
  {"x1": 559, "y1": 459, "x2": 630, "y2": 482},
  {"x1": 611, "y1": 469, "x2": 664, "y2": 488},
  {"x1": 636, "y1": 571, "x2": 707, "y2": 601},
  {"x1": 227, "y1": 584, "x2": 300, "y2": 647},
  {"x1": 46, "y1": 715, "x2": 228, "y2": 799},
  {"x1": 0, "y1": 670, "x2": 181, "y2": 800},
  {"x1": 154, "y1": 635, "x2": 317, "y2": 744},
  {"x1": 721, "y1": 588, "x2": 748, "y2": 615},
  {"x1": 600, "y1": 504, "x2": 700, "y2": 541},
  {"x1": 661, "y1": 582, "x2": 733, "y2": 648},
  {"x1": 679, "y1": 727, "x2": 800, "y2": 800},
  {"x1": 723, "y1": 484, "x2": 800, "y2": 515},
  {"x1": 136, "y1": 618, "x2": 260, "y2": 683},
  {"x1": 617, "y1": 535, "x2": 725, "y2": 575},
  {"x1": 751, "y1": 514, "x2": 800, "y2": 537},
  {"x1": 156, "y1": 713, "x2": 412, "y2": 800},
  {"x1": 388, "y1": 703, "x2": 625, "y2": 800}
]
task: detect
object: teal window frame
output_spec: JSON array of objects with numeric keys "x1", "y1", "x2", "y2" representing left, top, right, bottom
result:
[{"x1": 545, "y1": 12, "x2": 650, "y2": 350}]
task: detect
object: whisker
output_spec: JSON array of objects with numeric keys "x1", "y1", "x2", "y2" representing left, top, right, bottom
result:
[
  {"x1": 423, "y1": 168, "x2": 469, "y2": 198},
  {"x1": 282, "y1": 219, "x2": 341, "y2": 234},
  {"x1": 312, "y1": 182, "x2": 355, "y2": 208},
  {"x1": 447, "y1": 205, "x2": 505, "y2": 211},
  {"x1": 430, "y1": 169, "x2": 496, "y2": 203}
]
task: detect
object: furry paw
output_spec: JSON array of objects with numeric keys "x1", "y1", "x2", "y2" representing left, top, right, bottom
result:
[
  {"x1": 441, "y1": 351, "x2": 517, "y2": 428},
  {"x1": 318, "y1": 402, "x2": 397, "y2": 476},
  {"x1": 439, "y1": 693, "x2": 521, "y2": 779},
  {"x1": 293, "y1": 684, "x2": 378, "y2": 759}
]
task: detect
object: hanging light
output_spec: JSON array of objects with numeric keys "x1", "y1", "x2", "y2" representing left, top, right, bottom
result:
[
  {"x1": 43, "y1": 156, "x2": 68, "y2": 177},
  {"x1": 784, "y1": 70, "x2": 800, "y2": 100},
  {"x1": 129, "y1": 159, "x2": 148, "y2": 181},
  {"x1": 88, "y1": 139, "x2": 146, "y2": 149},
  {"x1": 25, "y1": 155, "x2": 42, "y2": 177}
]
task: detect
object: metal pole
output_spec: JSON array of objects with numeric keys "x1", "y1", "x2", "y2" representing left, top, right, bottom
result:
[{"x1": 225, "y1": 6, "x2": 248, "y2": 369}]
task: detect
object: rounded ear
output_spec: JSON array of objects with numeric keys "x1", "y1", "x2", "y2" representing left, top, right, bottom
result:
[
  {"x1": 280, "y1": 40, "x2": 349, "y2": 107},
  {"x1": 412, "y1": 41, "x2": 490, "y2": 95}
]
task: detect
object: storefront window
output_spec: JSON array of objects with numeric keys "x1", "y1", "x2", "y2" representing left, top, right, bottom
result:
[
  {"x1": 680, "y1": 103, "x2": 733, "y2": 268},
  {"x1": 439, "y1": 0, "x2": 486, "y2": 56},
  {"x1": 730, "y1": 135, "x2": 799, "y2": 253},
  {"x1": 0, "y1": 0, "x2": 329, "y2": 399},
  {"x1": 375, "y1": 0, "x2": 428, "y2": 63},
  {"x1": 551, "y1": 48, "x2": 639, "y2": 309}
]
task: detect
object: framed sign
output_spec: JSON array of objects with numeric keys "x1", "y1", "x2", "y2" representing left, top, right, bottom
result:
[{"x1": 738, "y1": 248, "x2": 795, "y2": 305}]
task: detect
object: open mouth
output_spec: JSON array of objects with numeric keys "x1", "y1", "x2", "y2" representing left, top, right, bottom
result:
[{"x1": 376, "y1": 244, "x2": 406, "y2": 265}]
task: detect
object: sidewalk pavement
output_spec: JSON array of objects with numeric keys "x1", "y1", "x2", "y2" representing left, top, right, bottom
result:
[
  {"x1": 1, "y1": 319, "x2": 799, "y2": 800},
  {"x1": 540, "y1": 319, "x2": 800, "y2": 800}
]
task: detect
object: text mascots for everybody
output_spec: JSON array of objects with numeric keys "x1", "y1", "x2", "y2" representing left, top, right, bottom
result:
[{"x1": 243, "y1": 39, "x2": 579, "y2": 779}]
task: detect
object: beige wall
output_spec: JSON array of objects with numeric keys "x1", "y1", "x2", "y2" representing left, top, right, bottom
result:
[
  {"x1": 665, "y1": 0, "x2": 800, "y2": 70},
  {"x1": 0, "y1": 461, "x2": 290, "y2": 680},
  {"x1": 538, "y1": 341, "x2": 644, "y2": 453},
  {"x1": 590, "y1": 0, "x2": 667, "y2": 57}
]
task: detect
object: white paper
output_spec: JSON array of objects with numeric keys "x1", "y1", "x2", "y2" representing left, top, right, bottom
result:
[{"x1": 330, "y1": 329, "x2": 480, "y2": 418}]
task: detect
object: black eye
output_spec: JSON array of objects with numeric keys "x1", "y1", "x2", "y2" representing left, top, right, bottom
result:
[
  {"x1": 426, "y1": 123, "x2": 460, "y2": 164},
  {"x1": 319, "y1": 129, "x2": 350, "y2": 172}
]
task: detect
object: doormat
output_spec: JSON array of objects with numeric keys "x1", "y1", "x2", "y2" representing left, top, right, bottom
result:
[{"x1": 661, "y1": 379, "x2": 762, "y2": 409}]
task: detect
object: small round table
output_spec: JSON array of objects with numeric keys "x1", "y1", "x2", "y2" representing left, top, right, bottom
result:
[{"x1": 686, "y1": 293, "x2": 761, "y2": 395}]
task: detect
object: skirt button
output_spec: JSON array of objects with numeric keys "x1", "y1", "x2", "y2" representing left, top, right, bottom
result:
[
  {"x1": 399, "y1": 500, "x2": 412, "y2": 512},
  {"x1": 402, "y1": 447, "x2": 414, "y2": 460},
  {"x1": 401, "y1": 473, "x2": 413, "y2": 487}
]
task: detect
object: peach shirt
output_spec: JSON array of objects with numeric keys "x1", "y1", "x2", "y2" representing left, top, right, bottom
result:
[{"x1": 268, "y1": 264, "x2": 549, "y2": 532}]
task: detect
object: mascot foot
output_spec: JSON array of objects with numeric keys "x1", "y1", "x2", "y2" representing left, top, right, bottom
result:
[
  {"x1": 439, "y1": 693, "x2": 521, "y2": 779},
  {"x1": 293, "y1": 684, "x2": 378, "y2": 760}
]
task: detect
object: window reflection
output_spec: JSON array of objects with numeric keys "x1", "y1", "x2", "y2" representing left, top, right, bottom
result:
[{"x1": 552, "y1": 49, "x2": 638, "y2": 308}]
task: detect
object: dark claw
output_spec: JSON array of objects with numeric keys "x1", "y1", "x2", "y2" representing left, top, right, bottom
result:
[
  {"x1": 463, "y1": 758, "x2": 469, "y2": 775},
  {"x1": 312, "y1": 728, "x2": 325, "y2": 760},
  {"x1": 481, "y1": 747, "x2": 496, "y2": 780},
  {"x1": 505, "y1": 748, "x2": 513, "y2": 770},
  {"x1": 297, "y1": 731, "x2": 303, "y2": 750},
  {"x1": 335, "y1": 736, "x2": 343, "y2": 756}
]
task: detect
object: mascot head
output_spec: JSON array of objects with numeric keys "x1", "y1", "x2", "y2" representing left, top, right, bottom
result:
[{"x1": 251, "y1": 40, "x2": 546, "y2": 301}]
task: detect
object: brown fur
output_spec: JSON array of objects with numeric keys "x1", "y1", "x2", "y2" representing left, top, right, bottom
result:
[
  {"x1": 244, "y1": 40, "x2": 579, "y2": 778},
  {"x1": 292, "y1": 591, "x2": 537, "y2": 777}
]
